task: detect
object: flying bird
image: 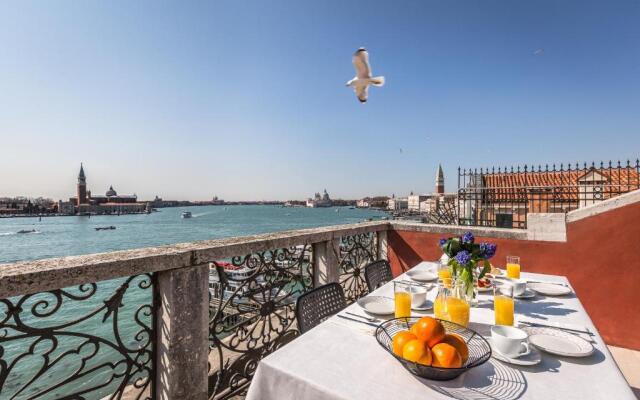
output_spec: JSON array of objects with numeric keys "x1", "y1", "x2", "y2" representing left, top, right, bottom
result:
[{"x1": 346, "y1": 47, "x2": 385, "y2": 103}]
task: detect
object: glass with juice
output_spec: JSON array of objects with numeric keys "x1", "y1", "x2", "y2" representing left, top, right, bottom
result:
[
  {"x1": 445, "y1": 281, "x2": 470, "y2": 327},
  {"x1": 506, "y1": 255, "x2": 521, "y2": 279},
  {"x1": 394, "y1": 281, "x2": 412, "y2": 319},
  {"x1": 437, "y1": 262, "x2": 452, "y2": 288},
  {"x1": 434, "y1": 280, "x2": 448, "y2": 320},
  {"x1": 494, "y1": 285, "x2": 515, "y2": 326}
]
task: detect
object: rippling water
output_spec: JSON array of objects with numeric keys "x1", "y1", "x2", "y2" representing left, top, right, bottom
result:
[
  {"x1": 0, "y1": 205, "x2": 388, "y2": 398},
  {"x1": 0, "y1": 205, "x2": 387, "y2": 264}
]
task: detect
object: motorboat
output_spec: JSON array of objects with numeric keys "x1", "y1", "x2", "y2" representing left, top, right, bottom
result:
[{"x1": 182, "y1": 211, "x2": 192, "y2": 218}]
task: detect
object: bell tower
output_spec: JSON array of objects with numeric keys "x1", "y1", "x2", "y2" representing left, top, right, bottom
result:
[
  {"x1": 436, "y1": 164, "x2": 445, "y2": 194},
  {"x1": 77, "y1": 163, "x2": 87, "y2": 205}
]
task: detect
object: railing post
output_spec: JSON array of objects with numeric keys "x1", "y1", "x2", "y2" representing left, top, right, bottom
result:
[
  {"x1": 313, "y1": 238, "x2": 340, "y2": 286},
  {"x1": 377, "y1": 230, "x2": 388, "y2": 261},
  {"x1": 155, "y1": 264, "x2": 209, "y2": 399}
]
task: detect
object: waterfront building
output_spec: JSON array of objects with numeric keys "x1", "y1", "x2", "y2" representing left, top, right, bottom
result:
[
  {"x1": 306, "y1": 189, "x2": 333, "y2": 207},
  {"x1": 57, "y1": 201, "x2": 75, "y2": 215},
  {"x1": 387, "y1": 196, "x2": 408, "y2": 211},
  {"x1": 356, "y1": 198, "x2": 370, "y2": 208},
  {"x1": 68, "y1": 164, "x2": 147, "y2": 215}
]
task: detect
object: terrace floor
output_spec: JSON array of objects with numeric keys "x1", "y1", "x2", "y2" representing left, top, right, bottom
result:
[{"x1": 610, "y1": 346, "x2": 640, "y2": 399}]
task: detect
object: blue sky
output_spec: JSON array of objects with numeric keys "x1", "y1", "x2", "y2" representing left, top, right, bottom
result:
[{"x1": 0, "y1": 1, "x2": 638, "y2": 201}]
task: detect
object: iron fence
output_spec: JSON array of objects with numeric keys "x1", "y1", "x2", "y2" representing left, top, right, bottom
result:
[{"x1": 457, "y1": 159, "x2": 640, "y2": 229}]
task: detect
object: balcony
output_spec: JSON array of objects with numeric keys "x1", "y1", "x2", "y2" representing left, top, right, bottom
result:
[{"x1": 1, "y1": 189, "x2": 639, "y2": 399}]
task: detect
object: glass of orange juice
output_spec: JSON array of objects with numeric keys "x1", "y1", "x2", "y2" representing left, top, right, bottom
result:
[
  {"x1": 494, "y1": 285, "x2": 515, "y2": 326},
  {"x1": 506, "y1": 256, "x2": 521, "y2": 279},
  {"x1": 434, "y1": 279, "x2": 448, "y2": 320},
  {"x1": 394, "y1": 281, "x2": 412, "y2": 319},
  {"x1": 445, "y1": 281, "x2": 470, "y2": 327},
  {"x1": 437, "y1": 262, "x2": 452, "y2": 288}
]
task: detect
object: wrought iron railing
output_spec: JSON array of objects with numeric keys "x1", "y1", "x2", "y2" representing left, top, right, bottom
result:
[
  {"x1": 458, "y1": 159, "x2": 640, "y2": 228},
  {"x1": 0, "y1": 274, "x2": 155, "y2": 400},
  {"x1": 0, "y1": 221, "x2": 389, "y2": 399}
]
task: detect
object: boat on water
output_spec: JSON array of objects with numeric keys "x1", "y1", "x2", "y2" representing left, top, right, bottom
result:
[
  {"x1": 95, "y1": 226, "x2": 116, "y2": 231},
  {"x1": 17, "y1": 229, "x2": 37, "y2": 234},
  {"x1": 182, "y1": 211, "x2": 192, "y2": 218}
]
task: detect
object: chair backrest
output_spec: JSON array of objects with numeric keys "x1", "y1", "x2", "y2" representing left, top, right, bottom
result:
[
  {"x1": 296, "y1": 283, "x2": 346, "y2": 334},
  {"x1": 364, "y1": 260, "x2": 393, "y2": 292}
]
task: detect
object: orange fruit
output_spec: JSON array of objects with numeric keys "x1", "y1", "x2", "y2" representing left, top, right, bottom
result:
[
  {"x1": 402, "y1": 339, "x2": 427, "y2": 363},
  {"x1": 441, "y1": 333, "x2": 469, "y2": 363},
  {"x1": 410, "y1": 323, "x2": 420, "y2": 337},
  {"x1": 416, "y1": 346, "x2": 433, "y2": 366},
  {"x1": 412, "y1": 317, "x2": 445, "y2": 347},
  {"x1": 392, "y1": 331, "x2": 417, "y2": 357},
  {"x1": 431, "y1": 343, "x2": 462, "y2": 368}
]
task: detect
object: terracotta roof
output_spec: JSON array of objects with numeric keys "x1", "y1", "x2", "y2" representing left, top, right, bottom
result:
[{"x1": 478, "y1": 167, "x2": 639, "y2": 202}]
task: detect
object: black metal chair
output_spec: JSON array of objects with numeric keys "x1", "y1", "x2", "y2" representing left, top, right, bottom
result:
[
  {"x1": 364, "y1": 260, "x2": 393, "y2": 292},
  {"x1": 296, "y1": 283, "x2": 346, "y2": 334}
]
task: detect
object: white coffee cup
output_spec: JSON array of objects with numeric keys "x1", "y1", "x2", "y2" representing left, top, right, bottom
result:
[
  {"x1": 503, "y1": 279, "x2": 527, "y2": 296},
  {"x1": 409, "y1": 285, "x2": 427, "y2": 307},
  {"x1": 491, "y1": 325, "x2": 531, "y2": 358}
]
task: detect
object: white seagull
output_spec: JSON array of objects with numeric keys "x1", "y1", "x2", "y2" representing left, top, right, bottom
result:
[{"x1": 346, "y1": 47, "x2": 385, "y2": 103}]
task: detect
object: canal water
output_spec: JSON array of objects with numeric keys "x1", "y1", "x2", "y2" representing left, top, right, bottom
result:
[{"x1": 0, "y1": 205, "x2": 387, "y2": 399}]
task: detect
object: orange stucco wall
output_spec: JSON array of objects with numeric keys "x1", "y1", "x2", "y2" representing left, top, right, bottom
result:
[{"x1": 387, "y1": 202, "x2": 640, "y2": 350}]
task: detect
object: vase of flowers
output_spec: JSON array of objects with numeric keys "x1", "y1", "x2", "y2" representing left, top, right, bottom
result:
[{"x1": 439, "y1": 232, "x2": 497, "y2": 302}]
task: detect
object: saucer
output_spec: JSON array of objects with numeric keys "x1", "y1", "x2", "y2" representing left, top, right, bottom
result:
[
  {"x1": 489, "y1": 338, "x2": 542, "y2": 366},
  {"x1": 406, "y1": 270, "x2": 438, "y2": 282},
  {"x1": 357, "y1": 296, "x2": 395, "y2": 316},
  {"x1": 411, "y1": 300, "x2": 433, "y2": 311},
  {"x1": 514, "y1": 288, "x2": 536, "y2": 299}
]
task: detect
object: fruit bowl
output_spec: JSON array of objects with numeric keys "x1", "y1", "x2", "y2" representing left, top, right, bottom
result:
[{"x1": 375, "y1": 317, "x2": 491, "y2": 381}]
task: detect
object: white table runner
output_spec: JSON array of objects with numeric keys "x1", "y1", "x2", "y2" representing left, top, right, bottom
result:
[{"x1": 246, "y1": 262, "x2": 635, "y2": 400}]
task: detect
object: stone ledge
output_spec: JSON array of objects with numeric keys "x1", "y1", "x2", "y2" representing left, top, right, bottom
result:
[
  {"x1": 0, "y1": 221, "x2": 389, "y2": 298},
  {"x1": 567, "y1": 188, "x2": 640, "y2": 223},
  {"x1": 526, "y1": 213, "x2": 567, "y2": 242},
  {"x1": 389, "y1": 221, "x2": 528, "y2": 240}
]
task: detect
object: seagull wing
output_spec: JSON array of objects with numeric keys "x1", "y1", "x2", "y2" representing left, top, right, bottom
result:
[
  {"x1": 352, "y1": 48, "x2": 372, "y2": 79},
  {"x1": 355, "y1": 85, "x2": 368, "y2": 103}
]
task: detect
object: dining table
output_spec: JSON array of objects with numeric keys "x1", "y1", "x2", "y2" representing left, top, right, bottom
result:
[{"x1": 246, "y1": 261, "x2": 636, "y2": 400}]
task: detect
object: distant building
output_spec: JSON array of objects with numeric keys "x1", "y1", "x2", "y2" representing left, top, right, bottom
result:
[
  {"x1": 69, "y1": 164, "x2": 147, "y2": 215},
  {"x1": 407, "y1": 194, "x2": 428, "y2": 212},
  {"x1": 356, "y1": 199, "x2": 370, "y2": 208},
  {"x1": 306, "y1": 189, "x2": 333, "y2": 207},
  {"x1": 57, "y1": 201, "x2": 75, "y2": 215},
  {"x1": 387, "y1": 196, "x2": 408, "y2": 211}
]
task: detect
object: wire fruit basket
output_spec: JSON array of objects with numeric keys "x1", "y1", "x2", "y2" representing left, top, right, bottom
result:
[{"x1": 375, "y1": 317, "x2": 491, "y2": 381}]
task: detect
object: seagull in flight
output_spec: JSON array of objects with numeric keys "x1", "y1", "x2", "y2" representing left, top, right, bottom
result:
[{"x1": 346, "y1": 47, "x2": 385, "y2": 103}]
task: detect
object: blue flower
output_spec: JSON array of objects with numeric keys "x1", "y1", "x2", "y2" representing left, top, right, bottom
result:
[
  {"x1": 439, "y1": 238, "x2": 447, "y2": 247},
  {"x1": 454, "y1": 250, "x2": 472, "y2": 265},
  {"x1": 462, "y1": 232, "x2": 474, "y2": 244},
  {"x1": 480, "y1": 242, "x2": 497, "y2": 259}
]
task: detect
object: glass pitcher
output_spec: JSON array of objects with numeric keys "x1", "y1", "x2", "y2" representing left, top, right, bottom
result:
[{"x1": 436, "y1": 278, "x2": 470, "y2": 327}]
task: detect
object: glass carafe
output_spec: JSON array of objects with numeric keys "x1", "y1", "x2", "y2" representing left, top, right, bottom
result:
[{"x1": 437, "y1": 278, "x2": 470, "y2": 327}]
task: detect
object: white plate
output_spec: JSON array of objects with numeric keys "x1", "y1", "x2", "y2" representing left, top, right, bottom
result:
[
  {"x1": 514, "y1": 288, "x2": 536, "y2": 299},
  {"x1": 357, "y1": 296, "x2": 395, "y2": 316},
  {"x1": 489, "y1": 338, "x2": 542, "y2": 366},
  {"x1": 521, "y1": 326, "x2": 594, "y2": 357},
  {"x1": 528, "y1": 282, "x2": 572, "y2": 296},
  {"x1": 411, "y1": 300, "x2": 433, "y2": 311},
  {"x1": 477, "y1": 283, "x2": 494, "y2": 292},
  {"x1": 406, "y1": 270, "x2": 438, "y2": 282}
]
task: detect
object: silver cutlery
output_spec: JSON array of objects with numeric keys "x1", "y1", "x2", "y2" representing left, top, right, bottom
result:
[
  {"x1": 526, "y1": 280, "x2": 570, "y2": 287},
  {"x1": 519, "y1": 321, "x2": 594, "y2": 336},
  {"x1": 345, "y1": 311, "x2": 378, "y2": 323},
  {"x1": 399, "y1": 280, "x2": 434, "y2": 289},
  {"x1": 337, "y1": 314, "x2": 379, "y2": 327}
]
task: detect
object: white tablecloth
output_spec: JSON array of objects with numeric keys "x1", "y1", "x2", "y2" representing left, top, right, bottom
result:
[{"x1": 246, "y1": 262, "x2": 635, "y2": 400}]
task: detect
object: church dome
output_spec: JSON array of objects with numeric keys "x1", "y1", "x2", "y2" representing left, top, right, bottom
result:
[{"x1": 106, "y1": 186, "x2": 117, "y2": 197}]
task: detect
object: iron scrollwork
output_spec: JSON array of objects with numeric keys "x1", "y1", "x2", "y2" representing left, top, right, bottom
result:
[
  {"x1": 208, "y1": 245, "x2": 313, "y2": 399},
  {"x1": 0, "y1": 274, "x2": 155, "y2": 400},
  {"x1": 338, "y1": 233, "x2": 378, "y2": 302}
]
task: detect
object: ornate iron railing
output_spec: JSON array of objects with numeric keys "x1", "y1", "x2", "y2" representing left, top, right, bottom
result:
[
  {"x1": 458, "y1": 159, "x2": 640, "y2": 228},
  {"x1": 338, "y1": 233, "x2": 378, "y2": 303},
  {"x1": 208, "y1": 245, "x2": 314, "y2": 399},
  {"x1": 0, "y1": 274, "x2": 155, "y2": 400}
]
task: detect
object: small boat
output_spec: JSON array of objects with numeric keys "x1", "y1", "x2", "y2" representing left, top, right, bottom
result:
[
  {"x1": 95, "y1": 226, "x2": 116, "y2": 231},
  {"x1": 17, "y1": 229, "x2": 37, "y2": 234},
  {"x1": 182, "y1": 211, "x2": 192, "y2": 218}
]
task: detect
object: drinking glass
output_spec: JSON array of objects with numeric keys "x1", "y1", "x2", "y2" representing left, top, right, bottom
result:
[
  {"x1": 437, "y1": 261, "x2": 452, "y2": 288},
  {"x1": 494, "y1": 285, "x2": 515, "y2": 326},
  {"x1": 394, "y1": 281, "x2": 412, "y2": 319},
  {"x1": 445, "y1": 280, "x2": 470, "y2": 327},
  {"x1": 506, "y1": 256, "x2": 521, "y2": 279}
]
